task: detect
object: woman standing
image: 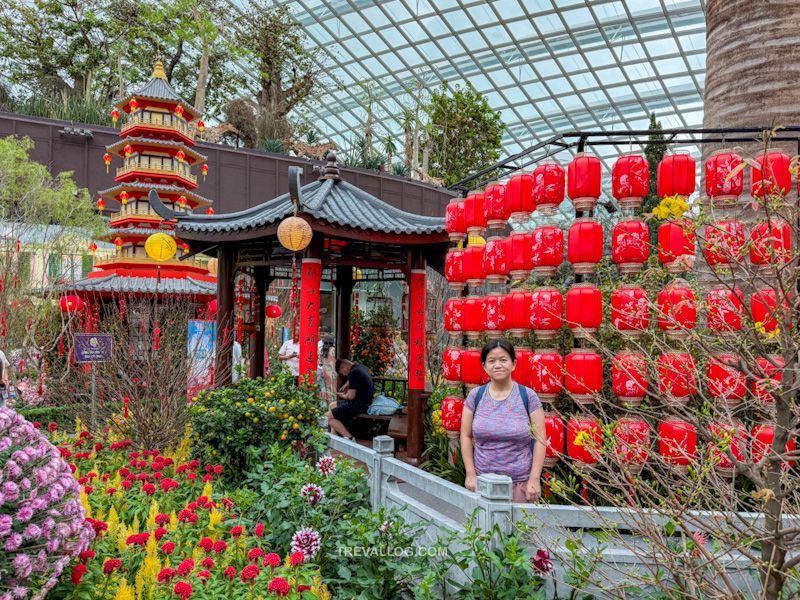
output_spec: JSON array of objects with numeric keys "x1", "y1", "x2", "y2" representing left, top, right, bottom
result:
[
  {"x1": 319, "y1": 335, "x2": 337, "y2": 407},
  {"x1": 461, "y1": 339, "x2": 547, "y2": 503}
]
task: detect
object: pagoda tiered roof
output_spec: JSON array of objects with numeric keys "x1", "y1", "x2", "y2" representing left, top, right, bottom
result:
[
  {"x1": 114, "y1": 61, "x2": 201, "y2": 122},
  {"x1": 106, "y1": 137, "x2": 207, "y2": 164}
]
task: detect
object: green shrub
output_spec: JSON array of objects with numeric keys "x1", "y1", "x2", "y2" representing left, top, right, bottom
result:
[{"x1": 14, "y1": 405, "x2": 74, "y2": 431}]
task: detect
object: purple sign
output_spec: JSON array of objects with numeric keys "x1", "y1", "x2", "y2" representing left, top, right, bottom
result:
[{"x1": 74, "y1": 334, "x2": 113, "y2": 363}]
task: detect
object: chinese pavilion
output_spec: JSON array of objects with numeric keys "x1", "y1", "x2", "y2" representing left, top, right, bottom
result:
[{"x1": 68, "y1": 60, "x2": 216, "y2": 300}]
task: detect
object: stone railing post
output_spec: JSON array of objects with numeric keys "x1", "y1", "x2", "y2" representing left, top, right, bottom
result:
[
  {"x1": 316, "y1": 416, "x2": 330, "y2": 463},
  {"x1": 476, "y1": 473, "x2": 513, "y2": 536},
  {"x1": 371, "y1": 435, "x2": 394, "y2": 510}
]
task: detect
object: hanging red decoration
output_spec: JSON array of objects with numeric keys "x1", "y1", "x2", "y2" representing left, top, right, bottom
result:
[
  {"x1": 612, "y1": 153, "x2": 649, "y2": 210},
  {"x1": 612, "y1": 218, "x2": 649, "y2": 274},
  {"x1": 505, "y1": 231, "x2": 533, "y2": 282},
  {"x1": 708, "y1": 421, "x2": 747, "y2": 478},
  {"x1": 198, "y1": 120, "x2": 205, "y2": 132},
  {"x1": 123, "y1": 397, "x2": 129, "y2": 418},
  {"x1": 441, "y1": 395, "x2": 465, "y2": 433},
  {"x1": 567, "y1": 152, "x2": 602, "y2": 211},
  {"x1": 506, "y1": 173, "x2": 534, "y2": 223},
  {"x1": 201, "y1": 164, "x2": 209, "y2": 181},
  {"x1": 531, "y1": 224, "x2": 564, "y2": 277},
  {"x1": 565, "y1": 349, "x2": 602, "y2": 405},
  {"x1": 657, "y1": 351, "x2": 696, "y2": 406},
  {"x1": 444, "y1": 298, "x2": 464, "y2": 339},
  {"x1": 119, "y1": 191, "x2": 130, "y2": 205},
  {"x1": 206, "y1": 299, "x2": 218, "y2": 317},
  {"x1": 483, "y1": 237, "x2": 507, "y2": 284},
  {"x1": 504, "y1": 290, "x2": 533, "y2": 338},
  {"x1": 705, "y1": 220, "x2": 745, "y2": 267},
  {"x1": 751, "y1": 151, "x2": 792, "y2": 198},
  {"x1": 119, "y1": 299, "x2": 125, "y2": 320},
  {"x1": 266, "y1": 305, "x2": 282, "y2": 319},
  {"x1": 567, "y1": 218, "x2": 603, "y2": 275},
  {"x1": 97, "y1": 199, "x2": 106, "y2": 210},
  {"x1": 1, "y1": 311, "x2": 5, "y2": 337},
  {"x1": 752, "y1": 355, "x2": 784, "y2": 408},
  {"x1": 291, "y1": 258, "x2": 298, "y2": 341},
  {"x1": 59, "y1": 295, "x2": 84, "y2": 314},
  {"x1": 512, "y1": 347, "x2": 534, "y2": 388},
  {"x1": 124, "y1": 143, "x2": 134, "y2": 157},
  {"x1": 750, "y1": 220, "x2": 791, "y2": 274},
  {"x1": 484, "y1": 293, "x2": 507, "y2": 339},
  {"x1": 532, "y1": 161, "x2": 565, "y2": 216},
  {"x1": 531, "y1": 349, "x2": 563, "y2": 403},
  {"x1": 175, "y1": 105, "x2": 184, "y2": 118},
  {"x1": 176, "y1": 151, "x2": 187, "y2": 165},
  {"x1": 443, "y1": 347, "x2": 463, "y2": 386},
  {"x1": 103, "y1": 152, "x2": 112, "y2": 173},
  {"x1": 657, "y1": 281, "x2": 696, "y2": 340},
  {"x1": 530, "y1": 287, "x2": 563, "y2": 340},
  {"x1": 129, "y1": 98, "x2": 138, "y2": 111},
  {"x1": 751, "y1": 287, "x2": 787, "y2": 334},
  {"x1": 567, "y1": 416, "x2": 601, "y2": 466},
  {"x1": 206, "y1": 207, "x2": 214, "y2": 215},
  {"x1": 445, "y1": 198, "x2": 467, "y2": 243},
  {"x1": 154, "y1": 326, "x2": 161, "y2": 350},
  {"x1": 299, "y1": 259, "x2": 322, "y2": 380},
  {"x1": 614, "y1": 417, "x2": 650, "y2": 475},
  {"x1": 462, "y1": 296, "x2": 486, "y2": 339},
  {"x1": 658, "y1": 420, "x2": 697, "y2": 474},
  {"x1": 657, "y1": 151, "x2": 696, "y2": 198},
  {"x1": 706, "y1": 150, "x2": 743, "y2": 205},
  {"x1": 752, "y1": 422, "x2": 796, "y2": 469},
  {"x1": 483, "y1": 183, "x2": 508, "y2": 229},
  {"x1": 463, "y1": 191, "x2": 487, "y2": 236},
  {"x1": 445, "y1": 247, "x2": 466, "y2": 291},
  {"x1": 544, "y1": 413, "x2": 565, "y2": 468},
  {"x1": 462, "y1": 349, "x2": 489, "y2": 389},
  {"x1": 706, "y1": 353, "x2": 746, "y2": 407},
  {"x1": 612, "y1": 352, "x2": 648, "y2": 408},
  {"x1": 658, "y1": 220, "x2": 695, "y2": 273},
  {"x1": 611, "y1": 286, "x2": 649, "y2": 339},
  {"x1": 463, "y1": 245, "x2": 486, "y2": 289},
  {"x1": 706, "y1": 287, "x2": 744, "y2": 337},
  {"x1": 178, "y1": 195, "x2": 188, "y2": 208},
  {"x1": 565, "y1": 283, "x2": 602, "y2": 337},
  {"x1": 111, "y1": 109, "x2": 120, "y2": 125}
]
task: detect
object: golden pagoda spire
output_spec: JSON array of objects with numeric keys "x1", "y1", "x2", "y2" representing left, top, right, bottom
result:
[{"x1": 151, "y1": 59, "x2": 167, "y2": 81}]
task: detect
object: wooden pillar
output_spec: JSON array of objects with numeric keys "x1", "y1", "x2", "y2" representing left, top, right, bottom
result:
[
  {"x1": 334, "y1": 265, "x2": 354, "y2": 389},
  {"x1": 215, "y1": 244, "x2": 235, "y2": 387},
  {"x1": 405, "y1": 248, "x2": 427, "y2": 466},
  {"x1": 299, "y1": 237, "x2": 323, "y2": 384},
  {"x1": 250, "y1": 267, "x2": 271, "y2": 379}
]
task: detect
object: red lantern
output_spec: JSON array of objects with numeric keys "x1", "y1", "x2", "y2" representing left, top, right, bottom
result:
[
  {"x1": 59, "y1": 295, "x2": 84, "y2": 314},
  {"x1": 462, "y1": 349, "x2": 489, "y2": 389},
  {"x1": 206, "y1": 208, "x2": 214, "y2": 215},
  {"x1": 657, "y1": 151, "x2": 696, "y2": 198},
  {"x1": 444, "y1": 298, "x2": 464, "y2": 339},
  {"x1": 484, "y1": 293, "x2": 507, "y2": 339},
  {"x1": 175, "y1": 105, "x2": 184, "y2": 118},
  {"x1": 544, "y1": 413, "x2": 565, "y2": 468},
  {"x1": 751, "y1": 423, "x2": 796, "y2": 468},
  {"x1": 657, "y1": 351, "x2": 696, "y2": 405},
  {"x1": 441, "y1": 395, "x2": 465, "y2": 433},
  {"x1": 483, "y1": 236, "x2": 507, "y2": 285},
  {"x1": 657, "y1": 282, "x2": 696, "y2": 340},
  {"x1": 506, "y1": 173, "x2": 533, "y2": 223},
  {"x1": 706, "y1": 150, "x2": 743, "y2": 205},
  {"x1": 752, "y1": 355, "x2": 784, "y2": 408},
  {"x1": 705, "y1": 220, "x2": 744, "y2": 267},
  {"x1": 567, "y1": 416, "x2": 601, "y2": 465},
  {"x1": 505, "y1": 232, "x2": 533, "y2": 281},
  {"x1": 178, "y1": 195, "x2": 187, "y2": 208},
  {"x1": 612, "y1": 352, "x2": 648, "y2": 408},
  {"x1": 751, "y1": 287, "x2": 787, "y2": 334},
  {"x1": 611, "y1": 286, "x2": 649, "y2": 339},
  {"x1": 565, "y1": 283, "x2": 602, "y2": 338},
  {"x1": 532, "y1": 161, "x2": 565, "y2": 216},
  {"x1": 612, "y1": 218, "x2": 649, "y2": 274},
  {"x1": 445, "y1": 247, "x2": 466, "y2": 291},
  {"x1": 129, "y1": 98, "x2": 138, "y2": 111},
  {"x1": 709, "y1": 421, "x2": 747, "y2": 477},
  {"x1": 707, "y1": 287, "x2": 744, "y2": 337},
  {"x1": 614, "y1": 417, "x2": 650, "y2": 475},
  {"x1": 97, "y1": 198, "x2": 106, "y2": 210},
  {"x1": 658, "y1": 220, "x2": 695, "y2": 273},
  {"x1": 124, "y1": 144, "x2": 134, "y2": 157},
  {"x1": 463, "y1": 245, "x2": 486, "y2": 288},
  {"x1": 504, "y1": 290, "x2": 532, "y2": 337},
  {"x1": 119, "y1": 191, "x2": 130, "y2": 205},
  {"x1": 751, "y1": 151, "x2": 792, "y2": 198},
  {"x1": 207, "y1": 299, "x2": 217, "y2": 317},
  {"x1": 111, "y1": 109, "x2": 120, "y2": 125},
  {"x1": 198, "y1": 120, "x2": 205, "y2": 132},
  {"x1": 266, "y1": 305, "x2": 282, "y2": 319},
  {"x1": 531, "y1": 349, "x2": 563, "y2": 403},
  {"x1": 114, "y1": 238, "x2": 124, "y2": 250},
  {"x1": 567, "y1": 218, "x2": 603, "y2": 275},
  {"x1": 88, "y1": 243, "x2": 98, "y2": 255},
  {"x1": 529, "y1": 287, "x2": 563, "y2": 340},
  {"x1": 483, "y1": 184, "x2": 508, "y2": 229},
  {"x1": 445, "y1": 199, "x2": 467, "y2": 243},
  {"x1": 512, "y1": 347, "x2": 534, "y2": 388},
  {"x1": 750, "y1": 220, "x2": 791, "y2": 273},
  {"x1": 612, "y1": 153, "x2": 649, "y2": 210},
  {"x1": 103, "y1": 152, "x2": 113, "y2": 173},
  {"x1": 462, "y1": 296, "x2": 486, "y2": 339},
  {"x1": 706, "y1": 353, "x2": 746, "y2": 407},
  {"x1": 176, "y1": 150, "x2": 186, "y2": 163},
  {"x1": 565, "y1": 349, "x2": 602, "y2": 405},
  {"x1": 443, "y1": 347, "x2": 463, "y2": 386},
  {"x1": 464, "y1": 191, "x2": 487, "y2": 236},
  {"x1": 531, "y1": 224, "x2": 564, "y2": 277},
  {"x1": 201, "y1": 164, "x2": 209, "y2": 180},
  {"x1": 568, "y1": 152, "x2": 602, "y2": 211},
  {"x1": 658, "y1": 420, "x2": 697, "y2": 473}
]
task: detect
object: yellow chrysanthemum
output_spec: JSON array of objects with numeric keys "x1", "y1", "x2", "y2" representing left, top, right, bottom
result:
[{"x1": 168, "y1": 510, "x2": 179, "y2": 532}]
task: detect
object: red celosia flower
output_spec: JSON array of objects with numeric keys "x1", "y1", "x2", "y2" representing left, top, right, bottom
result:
[
  {"x1": 33, "y1": 422, "x2": 41, "y2": 428},
  {"x1": 160, "y1": 480, "x2": 172, "y2": 493},
  {"x1": 143, "y1": 483, "x2": 156, "y2": 495},
  {"x1": 298, "y1": 585, "x2": 312, "y2": 592},
  {"x1": 154, "y1": 527, "x2": 167, "y2": 541},
  {"x1": 176, "y1": 465, "x2": 189, "y2": 474},
  {"x1": 290, "y1": 551, "x2": 305, "y2": 566},
  {"x1": 126, "y1": 474, "x2": 136, "y2": 481},
  {"x1": 121, "y1": 481, "x2": 132, "y2": 490},
  {"x1": 153, "y1": 472, "x2": 163, "y2": 480},
  {"x1": 78, "y1": 550, "x2": 95, "y2": 563},
  {"x1": 205, "y1": 465, "x2": 214, "y2": 474},
  {"x1": 254, "y1": 523, "x2": 265, "y2": 538},
  {"x1": 213, "y1": 540, "x2": 228, "y2": 554},
  {"x1": 201, "y1": 558, "x2": 214, "y2": 569},
  {"x1": 119, "y1": 468, "x2": 130, "y2": 477},
  {"x1": 230, "y1": 526, "x2": 243, "y2": 538},
  {"x1": 196, "y1": 496, "x2": 208, "y2": 505},
  {"x1": 69, "y1": 464, "x2": 77, "y2": 473},
  {"x1": 83, "y1": 486, "x2": 93, "y2": 494},
  {"x1": 178, "y1": 509, "x2": 192, "y2": 522},
  {"x1": 188, "y1": 513, "x2": 199, "y2": 524},
  {"x1": 155, "y1": 513, "x2": 171, "y2": 525},
  {"x1": 248, "y1": 548, "x2": 264, "y2": 562},
  {"x1": 187, "y1": 473, "x2": 197, "y2": 482},
  {"x1": 262, "y1": 553, "x2": 281, "y2": 570},
  {"x1": 173, "y1": 581, "x2": 193, "y2": 599},
  {"x1": 48, "y1": 422, "x2": 57, "y2": 432},
  {"x1": 106, "y1": 488, "x2": 117, "y2": 495},
  {"x1": 202, "y1": 475, "x2": 213, "y2": 483},
  {"x1": 267, "y1": 577, "x2": 290, "y2": 596},
  {"x1": 197, "y1": 570, "x2": 211, "y2": 581},
  {"x1": 177, "y1": 559, "x2": 195, "y2": 576},
  {"x1": 137, "y1": 460, "x2": 147, "y2": 469},
  {"x1": 95, "y1": 443, "x2": 104, "y2": 452},
  {"x1": 72, "y1": 564, "x2": 87, "y2": 584},
  {"x1": 214, "y1": 465, "x2": 223, "y2": 474},
  {"x1": 163, "y1": 457, "x2": 174, "y2": 466},
  {"x1": 78, "y1": 477, "x2": 88, "y2": 485},
  {"x1": 80, "y1": 431, "x2": 91, "y2": 439},
  {"x1": 240, "y1": 564, "x2": 260, "y2": 582},
  {"x1": 103, "y1": 559, "x2": 122, "y2": 574},
  {"x1": 186, "y1": 502, "x2": 198, "y2": 512},
  {"x1": 157, "y1": 568, "x2": 177, "y2": 582},
  {"x1": 102, "y1": 473, "x2": 110, "y2": 482},
  {"x1": 137, "y1": 473, "x2": 151, "y2": 481},
  {"x1": 189, "y1": 460, "x2": 199, "y2": 469},
  {"x1": 198, "y1": 537, "x2": 213, "y2": 552},
  {"x1": 223, "y1": 566, "x2": 236, "y2": 580},
  {"x1": 161, "y1": 542, "x2": 176, "y2": 555},
  {"x1": 87, "y1": 472, "x2": 97, "y2": 480}
]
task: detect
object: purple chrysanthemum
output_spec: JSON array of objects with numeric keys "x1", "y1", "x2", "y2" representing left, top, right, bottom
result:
[{"x1": 291, "y1": 527, "x2": 321, "y2": 559}]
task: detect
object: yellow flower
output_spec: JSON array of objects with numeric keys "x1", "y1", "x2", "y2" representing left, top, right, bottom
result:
[
  {"x1": 107, "y1": 507, "x2": 120, "y2": 538},
  {"x1": 168, "y1": 510, "x2": 179, "y2": 532},
  {"x1": 114, "y1": 579, "x2": 135, "y2": 600},
  {"x1": 145, "y1": 499, "x2": 159, "y2": 530},
  {"x1": 208, "y1": 509, "x2": 222, "y2": 529},
  {"x1": 769, "y1": 327, "x2": 780, "y2": 340},
  {"x1": 573, "y1": 431, "x2": 590, "y2": 447},
  {"x1": 202, "y1": 481, "x2": 213, "y2": 498}
]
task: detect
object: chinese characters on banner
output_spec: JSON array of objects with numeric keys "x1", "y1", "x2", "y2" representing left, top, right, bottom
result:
[
  {"x1": 299, "y1": 258, "x2": 322, "y2": 383},
  {"x1": 409, "y1": 269, "x2": 426, "y2": 389}
]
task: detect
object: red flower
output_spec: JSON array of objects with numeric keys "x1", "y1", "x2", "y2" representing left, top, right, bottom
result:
[
  {"x1": 201, "y1": 558, "x2": 214, "y2": 569},
  {"x1": 155, "y1": 513, "x2": 171, "y2": 525},
  {"x1": 202, "y1": 475, "x2": 213, "y2": 483},
  {"x1": 33, "y1": 422, "x2": 42, "y2": 428},
  {"x1": 48, "y1": 422, "x2": 57, "y2": 432},
  {"x1": 188, "y1": 513, "x2": 199, "y2": 524},
  {"x1": 153, "y1": 472, "x2": 163, "y2": 480},
  {"x1": 163, "y1": 457, "x2": 174, "y2": 466},
  {"x1": 83, "y1": 485, "x2": 93, "y2": 494},
  {"x1": 143, "y1": 483, "x2": 156, "y2": 495},
  {"x1": 240, "y1": 564, "x2": 260, "y2": 582},
  {"x1": 176, "y1": 465, "x2": 189, "y2": 474},
  {"x1": 173, "y1": 581, "x2": 193, "y2": 599},
  {"x1": 101, "y1": 474, "x2": 110, "y2": 482},
  {"x1": 137, "y1": 460, "x2": 147, "y2": 469},
  {"x1": 230, "y1": 526, "x2": 243, "y2": 538},
  {"x1": 223, "y1": 566, "x2": 236, "y2": 580},
  {"x1": 72, "y1": 564, "x2": 87, "y2": 585},
  {"x1": 103, "y1": 559, "x2": 122, "y2": 574},
  {"x1": 121, "y1": 481, "x2": 132, "y2": 490},
  {"x1": 187, "y1": 473, "x2": 197, "y2": 482},
  {"x1": 290, "y1": 551, "x2": 304, "y2": 566},
  {"x1": 267, "y1": 577, "x2": 290, "y2": 596},
  {"x1": 161, "y1": 542, "x2": 176, "y2": 555},
  {"x1": 198, "y1": 537, "x2": 213, "y2": 552},
  {"x1": 205, "y1": 465, "x2": 214, "y2": 474},
  {"x1": 213, "y1": 540, "x2": 228, "y2": 554},
  {"x1": 87, "y1": 472, "x2": 97, "y2": 480},
  {"x1": 262, "y1": 553, "x2": 281, "y2": 570},
  {"x1": 119, "y1": 468, "x2": 130, "y2": 477},
  {"x1": 186, "y1": 502, "x2": 198, "y2": 512},
  {"x1": 154, "y1": 527, "x2": 167, "y2": 541},
  {"x1": 78, "y1": 550, "x2": 95, "y2": 563},
  {"x1": 160, "y1": 481, "x2": 172, "y2": 493},
  {"x1": 248, "y1": 548, "x2": 264, "y2": 562},
  {"x1": 69, "y1": 464, "x2": 77, "y2": 473},
  {"x1": 177, "y1": 558, "x2": 195, "y2": 576},
  {"x1": 197, "y1": 570, "x2": 211, "y2": 582},
  {"x1": 189, "y1": 460, "x2": 200, "y2": 469},
  {"x1": 196, "y1": 496, "x2": 209, "y2": 506},
  {"x1": 95, "y1": 443, "x2": 103, "y2": 452},
  {"x1": 137, "y1": 473, "x2": 151, "y2": 481},
  {"x1": 78, "y1": 477, "x2": 88, "y2": 485},
  {"x1": 214, "y1": 465, "x2": 223, "y2": 474},
  {"x1": 254, "y1": 523, "x2": 265, "y2": 538},
  {"x1": 80, "y1": 431, "x2": 92, "y2": 439},
  {"x1": 157, "y1": 568, "x2": 177, "y2": 582},
  {"x1": 298, "y1": 585, "x2": 312, "y2": 592},
  {"x1": 106, "y1": 487, "x2": 117, "y2": 495}
]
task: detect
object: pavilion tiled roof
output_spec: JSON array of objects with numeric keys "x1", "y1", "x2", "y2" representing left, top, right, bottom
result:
[{"x1": 63, "y1": 273, "x2": 215, "y2": 295}]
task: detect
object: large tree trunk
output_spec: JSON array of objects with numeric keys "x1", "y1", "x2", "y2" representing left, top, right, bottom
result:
[
  {"x1": 194, "y1": 39, "x2": 209, "y2": 113},
  {"x1": 118, "y1": 54, "x2": 126, "y2": 100}
]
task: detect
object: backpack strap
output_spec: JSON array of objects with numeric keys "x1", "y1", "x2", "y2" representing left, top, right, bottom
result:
[{"x1": 472, "y1": 384, "x2": 488, "y2": 414}]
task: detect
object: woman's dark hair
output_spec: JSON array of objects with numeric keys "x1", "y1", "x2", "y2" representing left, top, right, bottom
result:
[
  {"x1": 480, "y1": 339, "x2": 516, "y2": 364},
  {"x1": 321, "y1": 334, "x2": 335, "y2": 361}
]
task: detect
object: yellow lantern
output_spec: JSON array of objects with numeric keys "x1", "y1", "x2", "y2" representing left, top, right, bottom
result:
[
  {"x1": 207, "y1": 258, "x2": 218, "y2": 276},
  {"x1": 277, "y1": 216, "x2": 313, "y2": 252},
  {"x1": 145, "y1": 232, "x2": 177, "y2": 261}
]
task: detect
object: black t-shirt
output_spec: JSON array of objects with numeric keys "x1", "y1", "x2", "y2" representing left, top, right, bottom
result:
[{"x1": 348, "y1": 364, "x2": 374, "y2": 407}]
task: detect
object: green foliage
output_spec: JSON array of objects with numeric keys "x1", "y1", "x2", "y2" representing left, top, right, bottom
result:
[
  {"x1": 1, "y1": 93, "x2": 116, "y2": 126},
  {"x1": 341, "y1": 136, "x2": 387, "y2": 171},
  {"x1": 425, "y1": 81, "x2": 505, "y2": 187},
  {"x1": 391, "y1": 162, "x2": 408, "y2": 177},
  {"x1": 14, "y1": 405, "x2": 74, "y2": 430},
  {"x1": 188, "y1": 370, "x2": 323, "y2": 480},
  {"x1": 263, "y1": 137, "x2": 286, "y2": 153}
]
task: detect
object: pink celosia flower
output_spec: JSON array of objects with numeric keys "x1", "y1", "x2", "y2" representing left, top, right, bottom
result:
[
  {"x1": 240, "y1": 564, "x2": 260, "y2": 582},
  {"x1": 267, "y1": 577, "x2": 290, "y2": 596},
  {"x1": 213, "y1": 540, "x2": 228, "y2": 554}
]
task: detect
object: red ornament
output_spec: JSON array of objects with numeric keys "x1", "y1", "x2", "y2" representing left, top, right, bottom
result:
[
  {"x1": 59, "y1": 295, "x2": 84, "y2": 314},
  {"x1": 657, "y1": 282, "x2": 696, "y2": 340},
  {"x1": 612, "y1": 153, "x2": 649, "y2": 210},
  {"x1": 207, "y1": 299, "x2": 217, "y2": 317},
  {"x1": 266, "y1": 305, "x2": 282, "y2": 319},
  {"x1": 119, "y1": 191, "x2": 130, "y2": 206},
  {"x1": 705, "y1": 220, "x2": 745, "y2": 267},
  {"x1": 658, "y1": 420, "x2": 697, "y2": 473},
  {"x1": 565, "y1": 349, "x2": 602, "y2": 405},
  {"x1": 611, "y1": 286, "x2": 649, "y2": 339},
  {"x1": 88, "y1": 243, "x2": 98, "y2": 255},
  {"x1": 532, "y1": 161, "x2": 565, "y2": 216},
  {"x1": 614, "y1": 417, "x2": 650, "y2": 475},
  {"x1": 198, "y1": 120, "x2": 205, "y2": 132},
  {"x1": 751, "y1": 152, "x2": 792, "y2": 198},
  {"x1": 110, "y1": 109, "x2": 120, "y2": 125},
  {"x1": 751, "y1": 287, "x2": 787, "y2": 334},
  {"x1": 505, "y1": 232, "x2": 533, "y2": 281},
  {"x1": 567, "y1": 152, "x2": 602, "y2": 211},
  {"x1": 657, "y1": 352, "x2": 696, "y2": 405},
  {"x1": 567, "y1": 218, "x2": 603, "y2": 275},
  {"x1": 462, "y1": 296, "x2": 486, "y2": 339},
  {"x1": 463, "y1": 245, "x2": 486, "y2": 289},
  {"x1": 709, "y1": 421, "x2": 747, "y2": 477},
  {"x1": 531, "y1": 349, "x2": 563, "y2": 403},
  {"x1": 206, "y1": 208, "x2": 214, "y2": 215},
  {"x1": 445, "y1": 247, "x2": 466, "y2": 291},
  {"x1": 565, "y1": 283, "x2": 602, "y2": 337},
  {"x1": 441, "y1": 395, "x2": 464, "y2": 433},
  {"x1": 544, "y1": 414, "x2": 565, "y2": 468},
  {"x1": 129, "y1": 99, "x2": 138, "y2": 111},
  {"x1": 462, "y1": 349, "x2": 489, "y2": 388},
  {"x1": 124, "y1": 144, "x2": 134, "y2": 157},
  {"x1": 612, "y1": 352, "x2": 648, "y2": 408},
  {"x1": 176, "y1": 150, "x2": 186, "y2": 164},
  {"x1": 751, "y1": 423, "x2": 796, "y2": 468},
  {"x1": 658, "y1": 220, "x2": 695, "y2": 273},
  {"x1": 612, "y1": 219, "x2": 649, "y2": 274},
  {"x1": 178, "y1": 195, "x2": 188, "y2": 208},
  {"x1": 483, "y1": 184, "x2": 508, "y2": 229},
  {"x1": 443, "y1": 347, "x2": 462, "y2": 386},
  {"x1": 512, "y1": 348, "x2": 534, "y2": 389},
  {"x1": 175, "y1": 105, "x2": 184, "y2": 118},
  {"x1": 529, "y1": 287, "x2": 563, "y2": 340},
  {"x1": 567, "y1": 416, "x2": 601, "y2": 465},
  {"x1": 445, "y1": 199, "x2": 467, "y2": 243},
  {"x1": 504, "y1": 290, "x2": 532, "y2": 337},
  {"x1": 97, "y1": 198, "x2": 106, "y2": 210},
  {"x1": 484, "y1": 293, "x2": 507, "y2": 338},
  {"x1": 707, "y1": 287, "x2": 744, "y2": 337},
  {"x1": 201, "y1": 164, "x2": 209, "y2": 180},
  {"x1": 114, "y1": 238, "x2": 124, "y2": 249},
  {"x1": 103, "y1": 152, "x2": 112, "y2": 173},
  {"x1": 750, "y1": 220, "x2": 791, "y2": 272},
  {"x1": 531, "y1": 224, "x2": 564, "y2": 277},
  {"x1": 444, "y1": 298, "x2": 464, "y2": 339},
  {"x1": 506, "y1": 173, "x2": 533, "y2": 223},
  {"x1": 657, "y1": 151, "x2": 696, "y2": 198},
  {"x1": 706, "y1": 150, "x2": 743, "y2": 205},
  {"x1": 483, "y1": 236, "x2": 507, "y2": 284},
  {"x1": 463, "y1": 191, "x2": 487, "y2": 236},
  {"x1": 752, "y1": 355, "x2": 784, "y2": 408},
  {"x1": 706, "y1": 353, "x2": 746, "y2": 407}
]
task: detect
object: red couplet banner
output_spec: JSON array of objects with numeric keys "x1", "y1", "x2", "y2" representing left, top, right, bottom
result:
[
  {"x1": 409, "y1": 269, "x2": 426, "y2": 389},
  {"x1": 299, "y1": 259, "x2": 321, "y2": 382}
]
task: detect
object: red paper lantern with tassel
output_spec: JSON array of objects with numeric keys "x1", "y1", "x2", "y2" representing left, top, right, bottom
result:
[
  {"x1": 483, "y1": 183, "x2": 508, "y2": 229},
  {"x1": 462, "y1": 349, "x2": 489, "y2": 389},
  {"x1": 505, "y1": 232, "x2": 533, "y2": 282},
  {"x1": 565, "y1": 349, "x2": 602, "y2": 405},
  {"x1": 612, "y1": 351, "x2": 648, "y2": 408},
  {"x1": 751, "y1": 287, "x2": 787, "y2": 333},
  {"x1": 444, "y1": 298, "x2": 464, "y2": 339},
  {"x1": 445, "y1": 247, "x2": 466, "y2": 291},
  {"x1": 201, "y1": 164, "x2": 209, "y2": 181},
  {"x1": 544, "y1": 413, "x2": 565, "y2": 468},
  {"x1": 529, "y1": 287, "x2": 563, "y2": 340},
  {"x1": 532, "y1": 161, "x2": 565, "y2": 216},
  {"x1": 463, "y1": 245, "x2": 486, "y2": 288},
  {"x1": 614, "y1": 417, "x2": 650, "y2": 475},
  {"x1": 483, "y1": 236, "x2": 507, "y2": 284},
  {"x1": 441, "y1": 395, "x2": 465, "y2": 433},
  {"x1": 59, "y1": 295, "x2": 84, "y2": 314},
  {"x1": 658, "y1": 220, "x2": 695, "y2": 273},
  {"x1": 707, "y1": 287, "x2": 744, "y2": 336},
  {"x1": 462, "y1": 296, "x2": 486, "y2": 339},
  {"x1": 705, "y1": 220, "x2": 745, "y2": 266},
  {"x1": 484, "y1": 293, "x2": 507, "y2": 338},
  {"x1": 752, "y1": 355, "x2": 784, "y2": 408},
  {"x1": 611, "y1": 286, "x2": 649, "y2": 339},
  {"x1": 443, "y1": 347, "x2": 462, "y2": 386},
  {"x1": 706, "y1": 150, "x2": 743, "y2": 205},
  {"x1": 706, "y1": 353, "x2": 746, "y2": 407},
  {"x1": 506, "y1": 173, "x2": 533, "y2": 223},
  {"x1": 567, "y1": 218, "x2": 603, "y2": 275},
  {"x1": 752, "y1": 422, "x2": 796, "y2": 468},
  {"x1": 504, "y1": 290, "x2": 532, "y2": 338},
  {"x1": 657, "y1": 151, "x2": 696, "y2": 198},
  {"x1": 565, "y1": 283, "x2": 602, "y2": 337},
  {"x1": 512, "y1": 347, "x2": 534, "y2": 389},
  {"x1": 446, "y1": 199, "x2": 467, "y2": 243},
  {"x1": 567, "y1": 152, "x2": 602, "y2": 211},
  {"x1": 750, "y1": 220, "x2": 791, "y2": 273},
  {"x1": 612, "y1": 218, "x2": 649, "y2": 274},
  {"x1": 658, "y1": 420, "x2": 697, "y2": 473},
  {"x1": 657, "y1": 351, "x2": 696, "y2": 405},
  {"x1": 567, "y1": 415, "x2": 601, "y2": 502},
  {"x1": 531, "y1": 224, "x2": 564, "y2": 277},
  {"x1": 709, "y1": 421, "x2": 747, "y2": 478},
  {"x1": 464, "y1": 191, "x2": 487, "y2": 236},
  {"x1": 751, "y1": 152, "x2": 792, "y2": 198},
  {"x1": 531, "y1": 349, "x2": 563, "y2": 403},
  {"x1": 612, "y1": 153, "x2": 649, "y2": 210},
  {"x1": 657, "y1": 282, "x2": 696, "y2": 340}
]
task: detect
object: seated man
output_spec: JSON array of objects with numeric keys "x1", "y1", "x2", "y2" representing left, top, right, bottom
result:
[{"x1": 325, "y1": 359, "x2": 374, "y2": 440}]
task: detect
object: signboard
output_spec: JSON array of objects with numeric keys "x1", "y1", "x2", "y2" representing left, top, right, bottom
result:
[
  {"x1": 74, "y1": 334, "x2": 113, "y2": 363},
  {"x1": 188, "y1": 319, "x2": 216, "y2": 389}
]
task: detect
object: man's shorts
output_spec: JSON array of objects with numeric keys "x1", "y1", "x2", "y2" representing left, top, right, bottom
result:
[{"x1": 331, "y1": 401, "x2": 368, "y2": 421}]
